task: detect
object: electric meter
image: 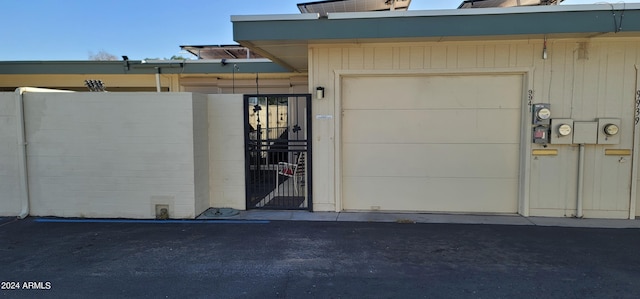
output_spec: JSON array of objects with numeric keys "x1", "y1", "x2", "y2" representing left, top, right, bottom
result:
[
  {"x1": 557, "y1": 124, "x2": 572, "y2": 136},
  {"x1": 536, "y1": 108, "x2": 551, "y2": 120},
  {"x1": 550, "y1": 119, "x2": 573, "y2": 144},
  {"x1": 604, "y1": 123, "x2": 619, "y2": 136},
  {"x1": 532, "y1": 104, "x2": 552, "y2": 125}
]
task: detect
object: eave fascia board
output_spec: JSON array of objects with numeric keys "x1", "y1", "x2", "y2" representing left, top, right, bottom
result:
[
  {"x1": 233, "y1": 4, "x2": 640, "y2": 42},
  {"x1": 327, "y1": 3, "x2": 640, "y2": 19},
  {"x1": 0, "y1": 60, "x2": 290, "y2": 75},
  {"x1": 231, "y1": 13, "x2": 320, "y2": 22}
]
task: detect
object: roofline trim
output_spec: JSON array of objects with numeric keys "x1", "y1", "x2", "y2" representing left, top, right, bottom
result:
[
  {"x1": 231, "y1": 13, "x2": 320, "y2": 22},
  {"x1": 328, "y1": 3, "x2": 640, "y2": 19},
  {"x1": 179, "y1": 44, "x2": 243, "y2": 48},
  {"x1": 232, "y1": 3, "x2": 639, "y2": 22},
  {"x1": 0, "y1": 59, "x2": 275, "y2": 65},
  {"x1": 141, "y1": 58, "x2": 274, "y2": 64},
  {"x1": 233, "y1": 4, "x2": 640, "y2": 43},
  {"x1": 0, "y1": 60, "x2": 291, "y2": 75}
]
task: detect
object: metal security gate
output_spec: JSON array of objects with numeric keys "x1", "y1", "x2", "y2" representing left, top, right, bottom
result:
[{"x1": 244, "y1": 94, "x2": 312, "y2": 210}]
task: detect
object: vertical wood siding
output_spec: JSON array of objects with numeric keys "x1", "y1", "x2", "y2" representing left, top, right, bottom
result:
[{"x1": 311, "y1": 38, "x2": 640, "y2": 218}]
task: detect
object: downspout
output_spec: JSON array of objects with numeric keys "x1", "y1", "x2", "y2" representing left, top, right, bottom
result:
[
  {"x1": 576, "y1": 143, "x2": 585, "y2": 218},
  {"x1": 155, "y1": 67, "x2": 162, "y2": 92},
  {"x1": 15, "y1": 87, "x2": 72, "y2": 219},
  {"x1": 15, "y1": 88, "x2": 30, "y2": 219},
  {"x1": 630, "y1": 65, "x2": 640, "y2": 219}
]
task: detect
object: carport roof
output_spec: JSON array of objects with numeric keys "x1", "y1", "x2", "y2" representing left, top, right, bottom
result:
[
  {"x1": 0, "y1": 59, "x2": 289, "y2": 75},
  {"x1": 232, "y1": 3, "x2": 640, "y2": 72}
]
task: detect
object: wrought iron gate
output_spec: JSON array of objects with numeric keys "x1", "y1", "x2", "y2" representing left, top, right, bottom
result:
[{"x1": 244, "y1": 94, "x2": 312, "y2": 210}]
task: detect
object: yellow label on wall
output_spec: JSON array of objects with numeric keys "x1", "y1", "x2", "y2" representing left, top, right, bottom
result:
[
  {"x1": 532, "y1": 149, "x2": 558, "y2": 156},
  {"x1": 604, "y1": 149, "x2": 632, "y2": 156}
]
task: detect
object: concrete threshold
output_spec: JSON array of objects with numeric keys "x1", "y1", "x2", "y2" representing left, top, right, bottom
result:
[{"x1": 197, "y1": 209, "x2": 640, "y2": 229}]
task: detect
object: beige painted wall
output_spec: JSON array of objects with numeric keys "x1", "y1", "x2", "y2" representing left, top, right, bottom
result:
[
  {"x1": 310, "y1": 38, "x2": 640, "y2": 218},
  {"x1": 22, "y1": 92, "x2": 207, "y2": 219},
  {"x1": 0, "y1": 91, "x2": 245, "y2": 218},
  {"x1": 207, "y1": 94, "x2": 246, "y2": 210},
  {"x1": 0, "y1": 93, "x2": 21, "y2": 216}
]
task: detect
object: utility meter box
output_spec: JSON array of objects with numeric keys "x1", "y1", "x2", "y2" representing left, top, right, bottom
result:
[
  {"x1": 532, "y1": 103, "x2": 551, "y2": 125},
  {"x1": 597, "y1": 118, "x2": 621, "y2": 145},
  {"x1": 532, "y1": 125, "x2": 549, "y2": 144},
  {"x1": 550, "y1": 118, "x2": 574, "y2": 145},
  {"x1": 572, "y1": 122, "x2": 598, "y2": 144}
]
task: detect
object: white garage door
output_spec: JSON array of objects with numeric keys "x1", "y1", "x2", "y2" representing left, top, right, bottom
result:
[{"x1": 341, "y1": 74, "x2": 522, "y2": 213}]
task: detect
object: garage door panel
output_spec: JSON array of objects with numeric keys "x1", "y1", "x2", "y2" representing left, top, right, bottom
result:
[
  {"x1": 343, "y1": 143, "x2": 519, "y2": 179},
  {"x1": 476, "y1": 109, "x2": 521, "y2": 142},
  {"x1": 342, "y1": 75, "x2": 523, "y2": 110},
  {"x1": 341, "y1": 74, "x2": 522, "y2": 213},
  {"x1": 342, "y1": 176, "x2": 518, "y2": 213},
  {"x1": 343, "y1": 109, "x2": 520, "y2": 144}
]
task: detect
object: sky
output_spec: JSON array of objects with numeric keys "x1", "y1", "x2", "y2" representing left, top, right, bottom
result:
[{"x1": 0, "y1": 0, "x2": 631, "y2": 61}]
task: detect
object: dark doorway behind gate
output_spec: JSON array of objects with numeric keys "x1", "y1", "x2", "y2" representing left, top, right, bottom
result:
[{"x1": 244, "y1": 94, "x2": 312, "y2": 210}]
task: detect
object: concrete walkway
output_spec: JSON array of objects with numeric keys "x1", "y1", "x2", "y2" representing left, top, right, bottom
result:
[{"x1": 198, "y1": 209, "x2": 640, "y2": 229}]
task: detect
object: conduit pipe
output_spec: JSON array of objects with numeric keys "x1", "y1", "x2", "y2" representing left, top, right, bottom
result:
[
  {"x1": 630, "y1": 65, "x2": 640, "y2": 219},
  {"x1": 576, "y1": 143, "x2": 585, "y2": 218},
  {"x1": 155, "y1": 67, "x2": 161, "y2": 92},
  {"x1": 15, "y1": 87, "x2": 72, "y2": 219}
]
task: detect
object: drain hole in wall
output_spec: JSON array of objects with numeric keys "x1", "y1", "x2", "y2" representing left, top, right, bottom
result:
[{"x1": 155, "y1": 204, "x2": 170, "y2": 219}]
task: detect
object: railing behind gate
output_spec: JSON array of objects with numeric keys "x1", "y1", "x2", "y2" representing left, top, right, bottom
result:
[{"x1": 244, "y1": 94, "x2": 312, "y2": 210}]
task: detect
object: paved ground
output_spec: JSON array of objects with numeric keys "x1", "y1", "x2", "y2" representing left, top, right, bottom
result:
[
  {"x1": 1, "y1": 217, "x2": 640, "y2": 299},
  {"x1": 0, "y1": 218, "x2": 640, "y2": 298}
]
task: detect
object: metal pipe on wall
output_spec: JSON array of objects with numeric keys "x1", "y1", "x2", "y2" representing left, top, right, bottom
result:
[
  {"x1": 15, "y1": 88, "x2": 30, "y2": 219},
  {"x1": 630, "y1": 65, "x2": 640, "y2": 219},
  {"x1": 14, "y1": 87, "x2": 73, "y2": 219},
  {"x1": 155, "y1": 67, "x2": 161, "y2": 92},
  {"x1": 577, "y1": 143, "x2": 585, "y2": 218}
]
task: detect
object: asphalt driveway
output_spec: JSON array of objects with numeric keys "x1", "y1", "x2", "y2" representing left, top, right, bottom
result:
[{"x1": 1, "y1": 217, "x2": 639, "y2": 298}]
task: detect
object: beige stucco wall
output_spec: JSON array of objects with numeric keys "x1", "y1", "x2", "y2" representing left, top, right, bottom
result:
[
  {"x1": 310, "y1": 38, "x2": 640, "y2": 218},
  {"x1": 207, "y1": 94, "x2": 246, "y2": 210},
  {"x1": 0, "y1": 93, "x2": 21, "y2": 216},
  {"x1": 22, "y1": 92, "x2": 208, "y2": 219}
]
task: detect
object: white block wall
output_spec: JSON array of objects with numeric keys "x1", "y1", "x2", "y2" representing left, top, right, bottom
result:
[
  {"x1": 192, "y1": 93, "x2": 210, "y2": 215},
  {"x1": 0, "y1": 93, "x2": 21, "y2": 216},
  {"x1": 208, "y1": 94, "x2": 246, "y2": 210},
  {"x1": 23, "y1": 92, "x2": 208, "y2": 219}
]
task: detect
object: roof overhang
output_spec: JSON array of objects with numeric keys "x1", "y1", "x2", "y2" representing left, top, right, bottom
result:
[
  {"x1": 458, "y1": 0, "x2": 562, "y2": 9},
  {"x1": 180, "y1": 45, "x2": 265, "y2": 59},
  {"x1": 0, "y1": 59, "x2": 290, "y2": 75},
  {"x1": 232, "y1": 4, "x2": 640, "y2": 72},
  {"x1": 297, "y1": 0, "x2": 411, "y2": 15}
]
